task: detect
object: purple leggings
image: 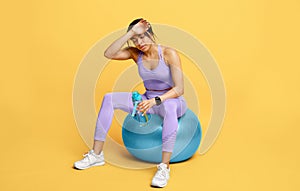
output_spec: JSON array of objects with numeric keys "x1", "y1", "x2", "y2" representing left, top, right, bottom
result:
[{"x1": 94, "y1": 91, "x2": 188, "y2": 152}]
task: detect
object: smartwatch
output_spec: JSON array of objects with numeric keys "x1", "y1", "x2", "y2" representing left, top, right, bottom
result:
[{"x1": 155, "y1": 96, "x2": 162, "y2": 105}]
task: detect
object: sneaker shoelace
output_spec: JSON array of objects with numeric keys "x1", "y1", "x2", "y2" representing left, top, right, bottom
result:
[
  {"x1": 82, "y1": 151, "x2": 94, "y2": 162},
  {"x1": 155, "y1": 165, "x2": 168, "y2": 179}
]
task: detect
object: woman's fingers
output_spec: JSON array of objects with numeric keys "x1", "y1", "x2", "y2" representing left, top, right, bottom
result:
[
  {"x1": 138, "y1": 102, "x2": 150, "y2": 113},
  {"x1": 141, "y1": 19, "x2": 150, "y2": 29},
  {"x1": 132, "y1": 19, "x2": 150, "y2": 34},
  {"x1": 138, "y1": 98, "x2": 156, "y2": 114},
  {"x1": 145, "y1": 21, "x2": 150, "y2": 28}
]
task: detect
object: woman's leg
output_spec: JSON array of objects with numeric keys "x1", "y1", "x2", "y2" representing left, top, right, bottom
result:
[
  {"x1": 74, "y1": 92, "x2": 153, "y2": 169},
  {"x1": 93, "y1": 141, "x2": 105, "y2": 155},
  {"x1": 158, "y1": 98, "x2": 187, "y2": 167},
  {"x1": 93, "y1": 92, "x2": 152, "y2": 154},
  {"x1": 151, "y1": 98, "x2": 187, "y2": 187},
  {"x1": 93, "y1": 92, "x2": 133, "y2": 154}
]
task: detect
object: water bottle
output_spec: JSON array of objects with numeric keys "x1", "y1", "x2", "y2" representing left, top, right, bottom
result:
[{"x1": 131, "y1": 91, "x2": 151, "y2": 127}]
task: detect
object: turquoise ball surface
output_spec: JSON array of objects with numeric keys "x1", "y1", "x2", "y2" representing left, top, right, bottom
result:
[{"x1": 122, "y1": 109, "x2": 202, "y2": 163}]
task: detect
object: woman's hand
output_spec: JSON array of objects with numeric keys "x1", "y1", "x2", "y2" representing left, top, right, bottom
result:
[
  {"x1": 130, "y1": 19, "x2": 150, "y2": 35},
  {"x1": 137, "y1": 98, "x2": 156, "y2": 116}
]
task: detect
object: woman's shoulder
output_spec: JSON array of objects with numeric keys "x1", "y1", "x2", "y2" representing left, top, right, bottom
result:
[{"x1": 159, "y1": 44, "x2": 179, "y2": 65}]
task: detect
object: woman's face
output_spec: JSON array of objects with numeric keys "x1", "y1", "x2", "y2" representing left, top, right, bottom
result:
[{"x1": 130, "y1": 33, "x2": 154, "y2": 52}]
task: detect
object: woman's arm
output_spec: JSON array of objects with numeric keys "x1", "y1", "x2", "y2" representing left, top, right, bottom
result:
[
  {"x1": 159, "y1": 47, "x2": 184, "y2": 102},
  {"x1": 104, "y1": 19, "x2": 150, "y2": 60},
  {"x1": 104, "y1": 30, "x2": 136, "y2": 60}
]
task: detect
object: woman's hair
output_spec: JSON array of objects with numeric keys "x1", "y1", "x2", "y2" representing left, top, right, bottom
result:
[{"x1": 126, "y1": 18, "x2": 157, "y2": 46}]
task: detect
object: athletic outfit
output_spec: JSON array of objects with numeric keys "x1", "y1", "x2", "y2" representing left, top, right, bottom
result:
[{"x1": 94, "y1": 44, "x2": 188, "y2": 152}]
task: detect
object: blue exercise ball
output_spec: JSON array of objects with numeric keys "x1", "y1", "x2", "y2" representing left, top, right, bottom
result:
[{"x1": 122, "y1": 109, "x2": 202, "y2": 163}]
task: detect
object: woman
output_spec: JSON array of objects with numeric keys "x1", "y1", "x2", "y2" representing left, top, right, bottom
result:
[{"x1": 74, "y1": 18, "x2": 188, "y2": 188}]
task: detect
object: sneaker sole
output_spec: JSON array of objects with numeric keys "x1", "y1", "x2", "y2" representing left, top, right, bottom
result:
[
  {"x1": 74, "y1": 161, "x2": 105, "y2": 170},
  {"x1": 151, "y1": 182, "x2": 167, "y2": 188}
]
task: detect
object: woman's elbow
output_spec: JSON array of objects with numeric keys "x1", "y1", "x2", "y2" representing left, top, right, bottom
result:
[
  {"x1": 180, "y1": 88, "x2": 184, "y2": 95},
  {"x1": 174, "y1": 87, "x2": 184, "y2": 96},
  {"x1": 179, "y1": 88, "x2": 184, "y2": 96},
  {"x1": 104, "y1": 50, "x2": 113, "y2": 59}
]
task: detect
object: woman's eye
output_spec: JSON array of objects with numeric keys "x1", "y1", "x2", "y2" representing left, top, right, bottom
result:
[{"x1": 138, "y1": 34, "x2": 145, "y2": 38}]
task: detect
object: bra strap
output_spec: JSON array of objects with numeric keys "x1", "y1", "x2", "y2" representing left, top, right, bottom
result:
[
  {"x1": 157, "y1": 44, "x2": 163, "y2": 60},
  {"x1": 137, "y1": 50, "x2": 143, "y2": 62}
]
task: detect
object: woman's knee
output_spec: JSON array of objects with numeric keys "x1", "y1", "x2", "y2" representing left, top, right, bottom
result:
[
  {"x1": 103, "y1": 93, "x2": 113, "y2": 103},
  {"x1": 163, "y1": 99, "x2": 178, "y2": 109},
  {"x1": 162, "y1": 99, "x2": 178, "y2": 115},
  {"x1": 102, "y1": 92, "x2": 132, "y2": 112}
]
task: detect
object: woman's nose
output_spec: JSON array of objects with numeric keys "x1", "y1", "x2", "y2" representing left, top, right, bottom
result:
[{"x1": 137, "y1": 38, "x2": 143, "y2": 45}]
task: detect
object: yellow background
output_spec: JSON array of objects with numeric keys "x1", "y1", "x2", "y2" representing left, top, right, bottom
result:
[{"x1": 1, "y1": 0, "x2": 299, "y2": 190}]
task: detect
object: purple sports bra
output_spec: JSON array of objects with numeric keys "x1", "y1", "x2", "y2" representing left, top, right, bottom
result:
[{"x1": 137, "y1": 44, "x2": 174, "y2": 92}]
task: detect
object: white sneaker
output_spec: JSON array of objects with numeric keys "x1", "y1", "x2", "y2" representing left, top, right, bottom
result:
[
  {"x1": 151, "y1": 163, "x2": 170, "y2": 188},
  {"x1": 74, "y1": 150, "x2": 105, "y2": 170}
]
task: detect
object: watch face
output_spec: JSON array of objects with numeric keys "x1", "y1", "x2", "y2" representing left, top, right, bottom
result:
[{"x1": 155, "y1": 96, "x2": 161, "y2": 105}]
